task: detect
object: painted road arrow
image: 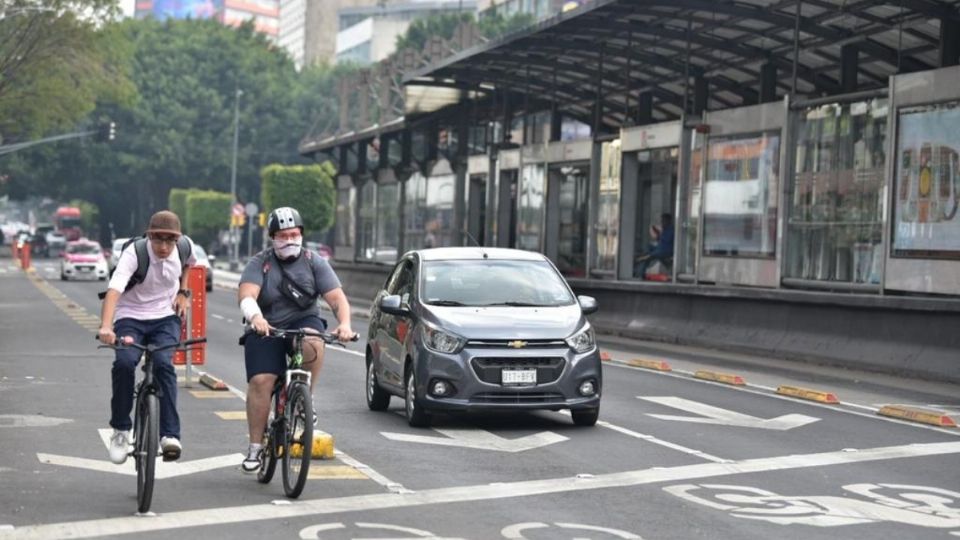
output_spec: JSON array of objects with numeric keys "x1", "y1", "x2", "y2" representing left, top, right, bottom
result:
[
  {"x1": 36, "y1": 429, "x2": 243, "y2": 479},
  {"x1": 381, "y1": 427, "x2": 568, "y2": 452},
  {"x1": 640, "y1": 396, "x2": 820, "y2": 430}
]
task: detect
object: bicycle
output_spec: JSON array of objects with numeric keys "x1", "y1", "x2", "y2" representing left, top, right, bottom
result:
[
  {"x1": 97, "y1": 335, "x2": 207, "y2": 513},
  {"x1": 246, "y1": 327, "x2": 356, "y2": 498}
]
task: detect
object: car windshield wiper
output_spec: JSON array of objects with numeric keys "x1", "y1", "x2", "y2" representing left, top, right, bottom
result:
[
  {"x1": 481, "y1": 301, "x2": 551, "y2": 307},
  {"x1": 427, "y1": 300, "x2": 467, "y2": 306}
]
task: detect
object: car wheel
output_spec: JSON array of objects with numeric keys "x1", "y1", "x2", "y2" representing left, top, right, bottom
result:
[
  {"x1": 60, "y1": 272, "x2": 67, "y2": 281},
  {"x1": 365, "y1": 355, "x2": 390, "y2": 411},
  {"x1": 571, "y1": 407, "x2": 599, "y2": 427},
  {"x1": 404, "y1": 366, "x2": 431, "y2": 428}
]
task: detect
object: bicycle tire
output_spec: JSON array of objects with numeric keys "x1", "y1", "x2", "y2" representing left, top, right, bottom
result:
[
  {"x1": 257, "y1": 393, "x2": 280, "y2": 484},
  {"x1": 281, "y1": 382, "x2": 313, "y2": 498},
  {"x1": 136, "y1": 392, "x2": 159, "y2": 513}
]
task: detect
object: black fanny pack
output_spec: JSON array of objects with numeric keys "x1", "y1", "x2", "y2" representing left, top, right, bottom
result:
[{"x1": 277, "y1": 258, "x2": 318, "y2": 310}]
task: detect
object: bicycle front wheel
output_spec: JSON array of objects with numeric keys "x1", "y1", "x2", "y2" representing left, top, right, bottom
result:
[
  {"x1": 281, "y1": 382, "x2": 313, "y2": 498},
  {"x1": 257, "y1": 394, "x2": 280, "y2": 484},
  {"x1": 136, "y1": 392, "x2": 159, "y2": 513}
]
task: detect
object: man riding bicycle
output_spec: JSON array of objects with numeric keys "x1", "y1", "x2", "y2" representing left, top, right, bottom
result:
[
  {"x1": 238, "y1": 207, "x2": 356, "y2": 473},
  {"x1": 98, "y1": 210, "x2": 196, "y2": 464}
]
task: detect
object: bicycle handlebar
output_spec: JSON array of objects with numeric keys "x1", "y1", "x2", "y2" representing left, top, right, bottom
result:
[
  {"x1": 95, "y1": 335, "x2": 207, "y2": 353},
  {"x1": 245, "y1": 326, "x2": 359, "y2": 345}
]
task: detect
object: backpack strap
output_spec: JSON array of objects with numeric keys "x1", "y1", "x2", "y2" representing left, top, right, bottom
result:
[
  {"x1": 176, "y1": 235, "x2": 192, "y2": 268},
  {"x1": 128, "y1": 238, "x2": 150, "y2": 289}
]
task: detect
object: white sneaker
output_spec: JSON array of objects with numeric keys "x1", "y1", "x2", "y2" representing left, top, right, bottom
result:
[
  {"x1": 241, "y1": 444, "x2": 262, "y2": 474},
  {"x1": 109, "y1": 429, "x2": 131, "y2": 465},
  {"x1": 160, "y1": 436, "x2": 181, "y2": 462}
]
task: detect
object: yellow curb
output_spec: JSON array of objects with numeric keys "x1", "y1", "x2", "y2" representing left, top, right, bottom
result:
[
  {"x1": 776, "y1": 385, "x2": 840, "y2": 404},
  {"x1": 290, "y1": 432, "x2": 335, "y2": 459},
  {"x1": 627, "y1": 358, "x2": 672, "y2": 371},
  {"x1": 307, "y1": 465, "x2": 367, "y2": 479},
  {"x1": 215, "y1": 411, "x2": 247, "y2": 420},
  {"x1": 189, "y1": 390, "x2": 238, "y2": 398},
  {"x1": 878, "y1": 405, "x2": 957, "y2": 427},
  {"x1": 199, "y1": 373, "x2": 229, "y2": 391},
  {"x1": 694, "y1": 370, "x2": 745, "y2": 386}
]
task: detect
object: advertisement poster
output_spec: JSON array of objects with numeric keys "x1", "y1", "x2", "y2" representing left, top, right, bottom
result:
[
  {"x1": 152, "y1": 0, "x2": 221, "y2": 20},
  {"x1": 893, "y1": 102, "x2": 960, "y2": 257}
]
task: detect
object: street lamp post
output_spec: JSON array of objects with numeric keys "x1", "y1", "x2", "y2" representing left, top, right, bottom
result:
[{"x1": 229, "y1": 87, "x2": 242, "y2": 271}]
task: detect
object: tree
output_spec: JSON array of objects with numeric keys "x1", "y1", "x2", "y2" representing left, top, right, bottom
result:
[
  {"x1": 168, "y1": 188, "x2": 190, "y2": 223},
  {"x1": 260, "y1": 162, "x2": 336, "y2": 234},
  {"x1": 184, "y1": 190, "x2": 231, "y2": 247},
  {"x1": 0, "y1": 0, "x2": 134, "y2": 143}
]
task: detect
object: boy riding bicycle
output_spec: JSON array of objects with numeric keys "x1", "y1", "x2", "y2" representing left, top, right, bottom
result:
[
  {"x1": 97, "y1": 210, "x2": 197, "y2": 464},
  {"x1": 238, "y1": 207, "x2": 356, "y2": 473}
]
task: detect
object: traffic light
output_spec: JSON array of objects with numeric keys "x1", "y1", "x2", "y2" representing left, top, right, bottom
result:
[
  {"x1": 96, "y1": 121, "x2": 117, "y2": 143},
  {"x1": 258, "y1": 212, "x2": 266, "y2": 227}
]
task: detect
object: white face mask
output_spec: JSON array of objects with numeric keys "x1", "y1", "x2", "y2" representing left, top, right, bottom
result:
[{"x1": 273, "y1": 237, "x2": 302, "y2": 260}]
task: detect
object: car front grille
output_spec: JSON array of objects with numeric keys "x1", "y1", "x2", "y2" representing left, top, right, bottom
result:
[
  {"x1": 467, "y1": 339, "x2": 566, "y2": 349},
  {"x1": 471, "y1": 392, "x2": 566, "y2": 404},
  {"x1": 471, "y1": 357, "x2": 566, "y2": 385}
]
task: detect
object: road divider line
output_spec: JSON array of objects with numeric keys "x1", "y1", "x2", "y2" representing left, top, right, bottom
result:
[
  {"x1": 596, "y1": 420, "x2": 729, "y2": 463},
  {"x1": 878, "y1": 405, "x2": 957, "y2": 427},
  {"x1": 189, "y1": 390, "x2": 238, "y2": 399},
  {"x1": 214, "y1": 411, "x2": 247, "y2": 420},
  {"x1": 627, "y1": 358, "x2": 672, "y2": 371},
  {"x1": 776, "y1": 385, "x2": 840, "y2": 404},
  {"x1": 694, "y1": 370, "x2": 745, "y2": 386}
]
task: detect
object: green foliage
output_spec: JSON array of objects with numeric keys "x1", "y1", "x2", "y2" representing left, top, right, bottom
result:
[
  {"x1": 260, "y1": 162, "x2": 336, "y2": 234},
  {"x1": 0, "y1": 1, "x2": 134, "y2": 142},
  {"x1": 185, "y1": 190, "x2": 231, "y2": 247},
  {"x1": 394, "y1": 9, "x2": 535, "y2": 52},
  {"x1": 67, "y1": 198, "x2": 100, "y2": 236},
  {"x1": 168, "y1": 188, "x2": 191, "y2": 224}
]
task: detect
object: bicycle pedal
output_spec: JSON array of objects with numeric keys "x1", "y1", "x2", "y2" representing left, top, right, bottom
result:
[{"x1": 162, "y1": 448, "x2": 181, "y2": 462}]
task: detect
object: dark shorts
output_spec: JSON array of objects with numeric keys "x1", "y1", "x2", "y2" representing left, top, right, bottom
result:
[{"x1": 243, "y1": 315, "x2": 327, "y2": 382}]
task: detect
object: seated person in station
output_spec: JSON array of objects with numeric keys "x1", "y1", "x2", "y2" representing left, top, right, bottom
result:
[{"x1": 635, "y1": 213, "x2": 674, "y2": 280}]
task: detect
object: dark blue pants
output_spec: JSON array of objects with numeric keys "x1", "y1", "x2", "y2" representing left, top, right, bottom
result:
[{"x1": 110, "y1": 315, "x2": 181, "y2": 439}]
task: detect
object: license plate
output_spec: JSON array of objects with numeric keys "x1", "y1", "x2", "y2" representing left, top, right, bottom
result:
[{"x1": 502, "y1": 368, "x2": 537, "y2": 385}]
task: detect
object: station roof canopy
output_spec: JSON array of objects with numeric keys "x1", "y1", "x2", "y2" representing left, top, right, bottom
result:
[{"x1": 404, "y1": 0, "x2": 960, "y2": 128}]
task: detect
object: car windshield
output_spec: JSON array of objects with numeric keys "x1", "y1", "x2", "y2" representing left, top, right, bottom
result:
[
  {"x1": 193, "y1": 245, "x2": 207, "y2": 258},
  {"x1": 67, "y1": 243, "x2": 101, "y2": 255},
  {"x1": 421, "y1": 259, "x2": 575, "y2": 307}
]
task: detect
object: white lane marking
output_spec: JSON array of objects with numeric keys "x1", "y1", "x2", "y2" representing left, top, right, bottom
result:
[
  {"x1": 596, "y1": 420, "x2": 729, "y2": 463},
  {"x1": 502, "y1": 522, "x2": 642, "y2": 539},
  {"x1": 607, "y1": 362, "x2": 960, "y2": 436},
  {"x1": 641, "y1": 396, "x2": 820, "y2": 430},
  {"x1": 37, "y1": 429, "x2": 243, "y2": 478},
  {"x1": 381, "y1": 428, "x2": 568, "y2": 453},
  {"x1": 0, "y1": 415, "x2": 73, "y2": 428},
  {"x1": 5, "y1": 441, "x2": 960, "y2": 539},
  {"x1": 301, "y1": 522, "x2": 466, "y2": 539},
  {"x1": 211, "y1": 314, "x2": 225, "y2": 320}
]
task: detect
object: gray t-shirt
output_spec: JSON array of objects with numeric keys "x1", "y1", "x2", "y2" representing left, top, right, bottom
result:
[{"x1": 240, "y1": 249, "x2": 342, "y2": 328}]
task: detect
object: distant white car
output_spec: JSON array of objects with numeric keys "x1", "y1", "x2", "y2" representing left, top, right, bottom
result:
[
  {"x1": 61, "y1": 240, "x2": 108, "y2": 281},
  {"x1": 109, "y1": 237, "x2": 129, "y2": 271},
  {"x1": 46, "y1": 231, "x2": 66, "y2": 254},
  {"x1": 192, "y1": 244, "x2": 214, "y2": 292}
]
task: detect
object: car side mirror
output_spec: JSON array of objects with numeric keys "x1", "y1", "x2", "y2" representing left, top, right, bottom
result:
[
  {"x1": 207, "y1": 254, "x2": 216, "y2": 263},
  {"x1": 379, "y1": 294, "x2": 410, "y2": 317},
  {"x1": 577, "y1": 295, "x2": 598, "y2": 315}
]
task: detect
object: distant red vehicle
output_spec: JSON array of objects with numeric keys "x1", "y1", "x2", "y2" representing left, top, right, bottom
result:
[{"x1": 53, "y1": 206, "x2": 83, "y2": 241}]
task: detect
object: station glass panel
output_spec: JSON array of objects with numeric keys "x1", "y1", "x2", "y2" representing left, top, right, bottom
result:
[
  {"x1": 555, "y1": 163, "x2": 589, "y2": 277},
  {"x1": 404, "y1": 171, "x2": 427, "y2": 250},
  {"x1": 592, "y1": 140, "x2": 620, "y2": 275},
  {"x1": 373, "y1": 182, "x2": 400, "y2": 263},
  {"x1": 334, "y1": 186, "x2": 355, "y2": 260},
  {"x1": 678, "y1": 133, "x2": 704, "y2": 275},
  {"x1": 786, "y1": 99, "x2": 887, "y2": 282},
  {"x1": 702, "y1": 132, "x2": 780, "y2": 258},
  {"x1": 424, "y1": 170, "x2": 456, "y2": 248},
  {"x1": 357, "y1": 181, "x2": 376, "y2": 261},
  {"x1": 517, "y1": 163, "x2": 546, "y2": 251}
]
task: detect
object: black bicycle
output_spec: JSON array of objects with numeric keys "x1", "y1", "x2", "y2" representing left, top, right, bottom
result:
[
  {"x1": 249, "y1": 327, "x2": 356, "y2": 498},
  {"x1": 98, "y1": 335, "x2": 207, "y2": 513}
]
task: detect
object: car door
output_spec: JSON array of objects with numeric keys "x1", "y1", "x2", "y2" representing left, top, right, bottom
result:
[{"x1": 376, "y1": 258, "x2": 416, "y2": 390}]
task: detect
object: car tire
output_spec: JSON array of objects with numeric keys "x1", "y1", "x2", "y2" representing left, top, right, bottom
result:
[
  {"x1": 365, "y1": 355, "x2": 390, "y2": 411},
  {"x1": 571, "y1": 407, "x2": 599, "y2": 427},
  {"x1": 404, "y1": 366, "x2": 431, "y2": 428},
  {"x1": 60, "y1": 272, "x2": 67, "y2": 281}
]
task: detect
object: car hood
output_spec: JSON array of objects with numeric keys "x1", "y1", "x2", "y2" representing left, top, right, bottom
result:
[{"x1": 421, "y1": 304, "x2": 584, "y2": 340}]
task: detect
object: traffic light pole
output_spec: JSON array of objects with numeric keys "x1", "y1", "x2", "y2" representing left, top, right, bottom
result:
[{"x1": 229, "y1": 88, "x2": 242, "y2": 271}]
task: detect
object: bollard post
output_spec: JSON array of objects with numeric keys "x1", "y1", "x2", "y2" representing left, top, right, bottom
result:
[{"x1": 21, "y1": 242, "x2": 31, "y2": 270}]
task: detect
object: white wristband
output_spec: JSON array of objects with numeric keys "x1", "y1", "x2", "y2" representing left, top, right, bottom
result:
[{"x1": 240, "y1": 297, "x2": 262, "y2": 322}]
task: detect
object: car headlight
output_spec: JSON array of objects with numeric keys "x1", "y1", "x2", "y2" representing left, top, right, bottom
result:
[
  {"x1": 565, "y1": 323, "x2": 596, "y2": 354},
  {"x1": 421, "y1": 324, "x2": 466, "y2": 354}
]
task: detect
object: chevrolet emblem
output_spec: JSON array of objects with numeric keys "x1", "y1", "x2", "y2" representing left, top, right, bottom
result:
[{"x1": 507, "y1": 340, "x2": 528, "y2": 349}]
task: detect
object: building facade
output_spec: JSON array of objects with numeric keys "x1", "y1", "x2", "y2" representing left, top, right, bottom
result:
[{"x1": 135, "y1": 0, "x2": 279, "y2": 40}]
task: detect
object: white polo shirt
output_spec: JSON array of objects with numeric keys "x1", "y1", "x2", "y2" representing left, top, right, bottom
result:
[{"x1": 108, "y1": 239, "x2": 196, "y2": 321}]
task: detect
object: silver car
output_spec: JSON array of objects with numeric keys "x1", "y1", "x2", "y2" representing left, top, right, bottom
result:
[{"x1": 365, "y1": 247, "x2": 601, "y2": 428}]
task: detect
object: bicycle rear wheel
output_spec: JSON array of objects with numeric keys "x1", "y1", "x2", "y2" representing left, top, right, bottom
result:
[
  {"x1": 136, "y1": 392, "x2": 159, "y2": 513},
  {"x1": 257, "y1": 393, "x2": 280, "y2": 484},
  {"x1": 281, "y1": 382, "x2": 313, "y2": 498}
]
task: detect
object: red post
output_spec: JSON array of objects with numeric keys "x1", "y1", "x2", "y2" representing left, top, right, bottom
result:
[
  {"x1": 20, "y1": 242, "x2": 31, "y2": 270},
  {"x1": 173, "y1": 266, "x2": 207, "y2": 367},
  {"x1": 11, "y1": 239, "x2": 19, "y2": 262}
]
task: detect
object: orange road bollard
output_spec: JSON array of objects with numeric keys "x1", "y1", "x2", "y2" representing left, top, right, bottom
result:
[
  {"x1": 20, "y1": 242, "x2": 31, "y2": 270},
  {"x1": 174, "y1": 266, "x2": 207, "y2": 386}
]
